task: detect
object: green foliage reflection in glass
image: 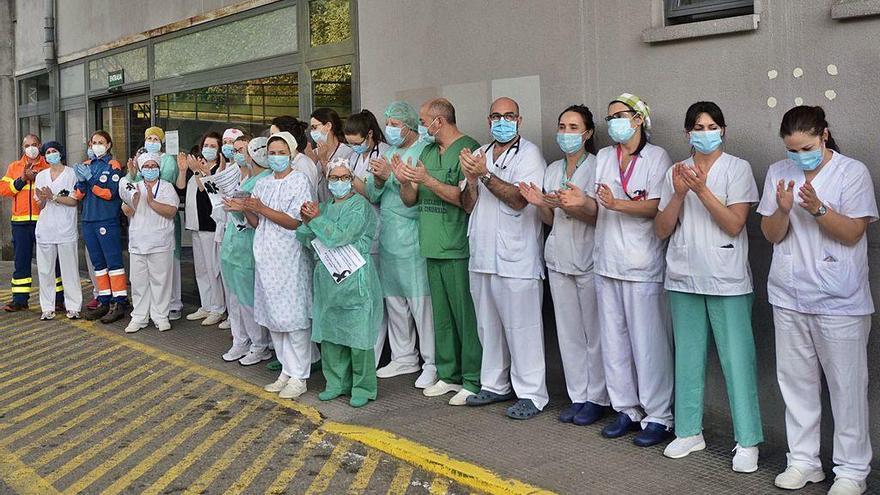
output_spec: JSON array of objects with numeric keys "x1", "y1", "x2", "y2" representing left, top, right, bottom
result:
[
  {"x1": 311, "y1": 64, "x2": 352, "y2": 117},
  {"x1": 309, "y1": 0, "x2": 351, "y2": 46}
]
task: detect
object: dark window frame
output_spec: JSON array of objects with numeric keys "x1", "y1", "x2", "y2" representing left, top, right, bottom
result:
[{"x1": 665, "y1": 0, "x2": 754, "y2": 24}]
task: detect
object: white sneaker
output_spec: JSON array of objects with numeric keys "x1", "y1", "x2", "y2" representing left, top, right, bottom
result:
[
  {"x1": 223, "y1": 345, "x2": 249, "y2": 362},
  {"x1": 774, "y1": 465, "x2": 825, "y2": 490},
  {"x1": 278, "y1": 378, "x2": 307, "y2": 399},
  {"x1": 40, "y1": 311, "x2": 55, "y2": 321},
  {"x1": 218, "y1": 319, "x2": 231, "y2": 329},
  {"x1": 448, "y1": 388, "x2": 475, "y2": 406},
  {"x1": 168, "y1": 309, "x2": 182, "y2": 321},
  {"x1": 731, "y1": 444, "x2": 759, "y2": 473},
  {"x1": 66, "y1": 310, "x2": 80, "y2": 319},
  {"x1": 414, "y1": 368, "x2": 438, "y2": 389},
  {"x1": 186, "y1": 308, "x2": 209, "y2": 320},
  {"x1": 423, "y1": 380, "x2": 461, "y2": 397},
  {"x1": 125, "y1": 321, "x2": 147, "y2": 334},
  {"x1": 663, "y1": 434, "x2": 706, "y2": 459},
  {"x1": 239, "y1": 349, "x2": 272, "y2": 366},
  {"x1": 828, "y1": 478, "x2": 867, "y2": 495},
  {"x1": 201, "y1": 312, "x2": 225, "y2": 326},
  {"x1": 264, "y1": 376, "x2": 290, "y2": 393},
  {"x1": 376, "y1": 360, "x2": 421, "y2": 378},
  {"x1": 156, "y1": 321, "x2": 172, "y2": 332}
]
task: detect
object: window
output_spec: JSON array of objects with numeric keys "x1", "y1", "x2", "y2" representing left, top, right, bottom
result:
[
  {"x1": 311, "y1": 64, "x2": 352, "y2": 117},
  {"x1": 155, "y1": 73, "x2": 300, "y2": 151},
  {"x1": 665, "y1": 0, "x2": 753, "y2": 24},
  {"x1": 89, "y1": 47, "x2": 148, "y2": 91},
  {"x1": 64, "y1": 109, "x2": 87, "y2": 164},
  {"x1": 19, "y1": 73, "x2": 50, "y2": 105},
  {"x1": 19, "y1": 115, "x2": 53, "y2": 142},
  {"x1": 153, "y1": 7, "x2": 297, "y2": 79},
  {"x1": 60, "y1": 64, "x2": 85, "y2": 99},
  {"x1": 310, "y1": 0, "x2": 351, "y2": 46}
]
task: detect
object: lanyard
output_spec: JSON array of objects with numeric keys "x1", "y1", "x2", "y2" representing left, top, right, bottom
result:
[
  {"x1": 560, "y1": 153, "x2": 588, "y2": 190},
  {"x1": 616, "y1": 145, "x2": 645, "y2": 200}
]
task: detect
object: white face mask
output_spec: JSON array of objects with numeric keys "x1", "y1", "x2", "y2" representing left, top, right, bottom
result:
[
  {"x1": 91, "y1": 144, "x2": 107, "y2": 158},
  {"x1": 24, "y1": 146, "x2": 39, "y2": 159}
]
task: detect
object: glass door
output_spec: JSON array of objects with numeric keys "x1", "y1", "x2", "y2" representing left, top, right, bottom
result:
[{"x1": 95, "y1": 92, "x2": 151, "y2": 165}]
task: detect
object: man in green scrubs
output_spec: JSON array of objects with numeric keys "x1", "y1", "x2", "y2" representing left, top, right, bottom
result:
[{"x1": 395, "y1": 98, "x2": 482, "y2": 406}]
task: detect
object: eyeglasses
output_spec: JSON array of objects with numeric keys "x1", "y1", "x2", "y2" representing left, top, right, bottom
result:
[
  {"x1": 328, "y1": 175, "x2": 352, "y2": 182},
  {"x1": 605, "y1": 111, "x2": 637, "y2": 122},
  {"x1": 489, "y1": 112, "x2": 519, "y2": 122}
]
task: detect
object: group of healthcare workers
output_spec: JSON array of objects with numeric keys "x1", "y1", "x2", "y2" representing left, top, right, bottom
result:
[{"x1": 3, "y1": 90, "x2": 874, "y2": 494}]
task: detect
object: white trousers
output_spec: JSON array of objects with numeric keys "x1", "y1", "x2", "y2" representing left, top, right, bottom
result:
[
  {"x1": 470, "y1": 272, "x2": 548, "y2": 410},
  {"x1": 36, "y1": 241, "x2": 81, "y2": 313},
  {"x1": 595, "y1": 275, "x2": 674, "y2": 428},
  {"x1": 227, "y1": 289, "x2": 270, "y2": 353},
  {"x1": 374, "y1": 295, "x2": 436, "y2": 373},
  {"x1": 774, "y1": 306, "x2": 872, "y2": 482},
  {"x1": 191, "y1": 231, "x2": 225, "y2": 314},
  {"x1": 129, "y1": 250, "x2": 174, "y2": 326},
  {"x1": 85, "y1": 245, "x2": 98, "y2": 299},
  {"x1": 548, "y1": 270, "x2": 609, "y2": 405},
  {"x1": 170, "y1": 253, "x2": 182, "y2": 311},
  {"x1": 269, "y1": 329, "x2": 314, "y2": 380}
]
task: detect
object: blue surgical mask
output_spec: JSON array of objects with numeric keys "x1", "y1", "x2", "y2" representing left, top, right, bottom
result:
[
  {"x1": 144, "y1": 141, "x2": 161, "y2": 154},
  {"x1": 267, "y1": 155, "x2": 291, "y2": 173},
  {"x1": 608, "y1": 118, "x2": 637, "y2": 144},
  {"x1": 141, "y1": 168, "x2": 160, "y2": 181},
  {"x1": 233, "y1": 152, "x2": 247, "y2": 166},
  {"x1": 491, "y1": 119, "x2": 518, "y2": 144},
  {"x1": 418, "y1": 125, "x2": 435, "y2": 144},
  {"x1": 87, "y1": 147, "x2": 96, "y2": 160},
  {"x1": 221, "y1": 144, "x2": 235, "y2": 159},
  {"x1": 201, "y1": 147, "x2": 218, "y2": 161},
  {"x1": 689, "y1": 130, "x2": 723, "y2": 154},
  {"x1": 46, "y1": 152, "x2": 62, "y2": 165},
  {"x1": 385, "y1": 125, "x2": 404, "y2": 146},
  {"x1": 787, "y1": 147, "x2": 824, "y2": 171},
  {"x1": 310, "y1": 129, "x2": 327, "y2": 144},
  {"x1": 351, "y1": 142, "x2": 370, "y2": 155},
  {"x1": 329, "y1": 179, "x2": 352, "y2": 198},
  {"x1": 556, "y1": 132, "x2": 585, "y2": 155}
]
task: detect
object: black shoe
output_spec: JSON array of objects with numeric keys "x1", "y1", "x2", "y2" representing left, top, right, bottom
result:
[
  {"x1": 558, "y1": 402, "x2": 586, "y2": 423},
  {"x1": 633, "y1": 422, "x2": 673, "y2": 447},
  {"x1": 83, "y1": 304, "x2": 110, "y2": 321},
  {"x1": 601, "y1": 412, "x2": 639, "y2": 438},
  {"x1": 3, "y1": 302, "x2": 28, "y2": 312},
  {"x1": 100, "y1": 302, "x2": 127, "y2": 324},
  {"x1": 573, "y1": 402, "x2": 610, "y2": 426}
]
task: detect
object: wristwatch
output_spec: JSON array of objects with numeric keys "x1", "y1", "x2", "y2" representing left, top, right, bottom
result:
[
  {"x1": 812, "y1": 204, "x2": 828, "y2": 217},
  {"x1": 479, "y1": 171, "x2": 493, "y2": 184}
]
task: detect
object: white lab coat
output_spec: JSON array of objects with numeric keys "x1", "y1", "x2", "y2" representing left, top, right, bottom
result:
[{"x1": 34, "y1": 167, "x2": 81, "y2": 313}]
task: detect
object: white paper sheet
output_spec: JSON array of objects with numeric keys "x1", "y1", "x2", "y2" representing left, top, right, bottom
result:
[
  {"x1": 310, "y1": 238, "x2": 366, "y2": 284},
  {"x1": 165, "y1": 130, "x2": 179, "y2": 156}
]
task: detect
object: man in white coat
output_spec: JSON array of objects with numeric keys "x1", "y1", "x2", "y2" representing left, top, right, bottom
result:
[{"x1": 459, "y1": 97, "x2": 548, "y2": 419}]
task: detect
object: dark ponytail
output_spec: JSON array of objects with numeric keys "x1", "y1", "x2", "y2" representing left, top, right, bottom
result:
[
  {"x1": 779, "y1": 105, "x2": 840, "y2": 152},
  {"x1": 558, "y1": 104, "x2": 597, "y2": 155},
  {"x1": 344, "y1": 109, "x2": 387, "y2": 144}
]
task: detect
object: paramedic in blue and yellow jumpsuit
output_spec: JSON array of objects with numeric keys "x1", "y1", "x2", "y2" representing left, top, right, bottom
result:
[{"x1": 74, "y1": 130, "x2": 128, "y2": 324}]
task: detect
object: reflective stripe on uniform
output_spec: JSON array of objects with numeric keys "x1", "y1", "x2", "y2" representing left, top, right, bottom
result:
[{"x1": 11, "y1": 277, "x2": 33, "y2": 285}]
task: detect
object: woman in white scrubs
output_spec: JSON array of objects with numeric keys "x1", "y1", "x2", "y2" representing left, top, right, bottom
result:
[
  {"x1": 654, "y1": 102, "x2": 762, "y2": 472},
  {"x1": 759, "y1": 106, "x2": 876, "y2": 495},
  {"x1": 519, "y1": 104, "x2": 609, "y2": 426},
  {"x1": 558, "y1": 93, "x2": 674, "y2": 448}
]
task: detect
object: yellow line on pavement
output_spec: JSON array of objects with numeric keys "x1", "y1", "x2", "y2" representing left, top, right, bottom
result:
[
  {"x1": 223, "y1": 420, "x2": 308, "y2": 495},
  {"x1": 0, "y1": 330, "x2": 87, "y2": 379},
  {"x1": 33, "y1": 376, "x2": 209, "y2": 467},
  {"x1": 67, "y1": 319, "x2": 323, "y2": 423},
  {"x1": 0, "y1": 444, "x2": 61, "y2": 495},
  {"x1": 387, "y1": 464, "x2": 414, "y2": 495},
  {"x1": 323, "y1": 422, "x2": 557, "y2": 495},
  {"x1": 45, "y1": 379, "x2": 219, "y2": 484},
  {"x1": 430, "y1": 476, "x2": 451, "y2": 495},
  {"x1": 0, "y1": 358, "x2": 160, "y2": 446},
  {"x1": 178, "y1": 407, "x2": 285, "y2": 495},
  {"x1": 102, "y1": 397, "x2": 262, "y2": 495},
  {"x1": 0, "y1": 344, "x2": 123, "y2": 400},
  {"x1": 346, "y1": 450, "x2": 380, "y2": 494},
  {"x1": 0, "y1": 318, "x2": 44, "y2": 337},
  {"x1": 304, "y1": 438, "x2": 353, "y2": 495},
  {"x1": 265, "y1": 428, "x2": 326, "y2": 494}
]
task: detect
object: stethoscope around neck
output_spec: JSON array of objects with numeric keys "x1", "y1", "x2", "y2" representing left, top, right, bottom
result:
[{"x1": 488, "y1": 136, "x2": 521, "y2": 170}]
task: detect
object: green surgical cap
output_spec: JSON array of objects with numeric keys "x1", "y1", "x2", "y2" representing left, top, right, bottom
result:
[{"x1": 383, "y1": 101, "x2": 419, "y2": 131}]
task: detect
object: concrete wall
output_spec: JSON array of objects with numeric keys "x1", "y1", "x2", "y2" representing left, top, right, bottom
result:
[
  {"x1": 12, "y1": 0, "x2": 46, "y2": 75},
  {"x1": 2, "y1": 0, "x2": 17, "y2": 258},
  {"x1": 358, "y1": 0, "x2": 880, "y2": 462}
]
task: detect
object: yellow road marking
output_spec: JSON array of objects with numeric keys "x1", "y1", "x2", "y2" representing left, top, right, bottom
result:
[
  {"x1": 304, "y1": 438, "x2": 353, "y2": 495},
  {"x1": 324, "y1": 422, "x2": 556, "y2": 495},
  {"x1": 67, "y1": 319, "x2": 323, "y2": 422},
  {"x1": 32, "y1": 376, "x2": 209, "y2": 467},
  {"x1": 223, "y1": 420, "x2": 307, "y2": 495},
  {"x1": 45, "y1": 379, "x2": 220, "y2": 484},
  {"x1": 0, "y1": 319, "x2": 67, "y2": 347},
  {"x1": 0, "y1": 358, "x2": 163, "y2": 447},
  {"x1": 0, "y1": 318, "x2": 44, "y2": 337},
  {"x1": 387, "y1": 464, "x2": 414, "y2": 495},
  {"x1": 0, "y1": 329, "x2": 88, "y2": 378},
  {"x1": 430, "y1": 476, "x2": 451, "y2": 495},
  {"x1": 265, "y1": 428, "x2": 326, "y2": 494},
  {"x1": 101, "y1": 397, "x2": 262, "y2": 495},
  {"x1": 347, "y1": 450, "x2": 380, "y2": 494},
  {"x1": 0, "y1": 337, "x2": 115, "y2": 388},
  {"x1": 178, "y1": 407, "x2": 287, "y2": 495},
  {"x1": 0, "y1": 444, "x2": 60, "y2": 495},
  {"x1": 0, "y1": 344, "x2": 123, "y2": 402}
]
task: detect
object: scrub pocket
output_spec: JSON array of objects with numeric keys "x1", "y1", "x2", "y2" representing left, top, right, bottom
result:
[
  {"x1": 769, "y1": 253, "x2": 793, "y2": 288},
  {"x1": 497, "y1": 204, "x2": 525, "y2": 262},
  {"x1": 816, "y1": 256, "x2": 859, "y2": 299},
  {"x1": 665, "y1": 245, "x2": 689, "y2": 281}
]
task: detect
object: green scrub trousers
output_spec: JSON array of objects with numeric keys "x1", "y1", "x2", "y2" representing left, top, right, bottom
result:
[
  {"x1": 426, "y1": 258, "x2": 482, "y2": 393},
  {"x1": 668, "y1": 291, "x2": 763, "y2": 447},
  {"x1": 321, "y1": 342, "x2": 377, "y2": 403}
]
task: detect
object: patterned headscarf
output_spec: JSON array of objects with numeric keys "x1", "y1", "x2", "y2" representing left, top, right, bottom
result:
[{"x1": 612, "y1": 93, "x2": 652, "y2": 130}]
